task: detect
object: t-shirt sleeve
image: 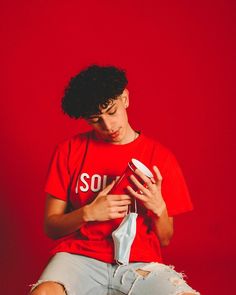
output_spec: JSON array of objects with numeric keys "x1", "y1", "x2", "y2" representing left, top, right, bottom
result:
[
  {"x1": 161, "y1": 152, "x2": 193, "y2": 216},
  {"x1": 44, "y1": 143, "x2": 70, "y2": 201}
]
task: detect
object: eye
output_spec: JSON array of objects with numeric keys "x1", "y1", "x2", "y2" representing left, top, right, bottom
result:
[
  {"x1": 88, "y1": 117, "x2": 100, "y2": 124},
  {"x1": 109, "y1": 108, "x2": 117, "y2": 115}
]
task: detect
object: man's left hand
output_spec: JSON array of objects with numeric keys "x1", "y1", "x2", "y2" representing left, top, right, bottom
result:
[{"x1": 126, "y1": 165, "x2": 166, "y2": 217}]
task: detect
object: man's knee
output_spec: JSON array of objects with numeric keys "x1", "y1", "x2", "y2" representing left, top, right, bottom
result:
[{"x1": 30, "y1": 281, "x2": 66, "y2": 295}]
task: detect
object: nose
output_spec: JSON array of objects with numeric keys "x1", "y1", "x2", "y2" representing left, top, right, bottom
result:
[{"x1": 101, "y1": 117, "x2": 113, "y2": 131}]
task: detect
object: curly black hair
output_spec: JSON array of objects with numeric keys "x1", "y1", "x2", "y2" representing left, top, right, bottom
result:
[{"x1": 61, "y1": 65, "x2": 128, "y2": 119}]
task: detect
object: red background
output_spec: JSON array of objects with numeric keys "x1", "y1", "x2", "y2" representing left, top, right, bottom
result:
[{"x1": 1, "y1": 1, "x2": 235, "y2": 294}]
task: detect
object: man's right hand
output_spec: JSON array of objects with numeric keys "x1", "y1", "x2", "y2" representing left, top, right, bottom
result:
[
  {"x1": 84, "y1": 181, "x2": 131, "y2": 222},
  {"x1": 44, "y1": 183, "x2": 131, "y2": 240}
]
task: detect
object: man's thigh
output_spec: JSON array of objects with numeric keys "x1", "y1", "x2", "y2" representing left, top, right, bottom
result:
[
  {"x1": 111, "y1": 262, "x2": 200, "y2": 295},
  {"x1": 30, "y1": 252, "x2": 109, "y2": 295}
]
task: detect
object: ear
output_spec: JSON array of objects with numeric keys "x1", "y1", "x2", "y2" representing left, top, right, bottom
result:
[{"x1": 121, "y1": 88, "x2": 129, "y2": 108}]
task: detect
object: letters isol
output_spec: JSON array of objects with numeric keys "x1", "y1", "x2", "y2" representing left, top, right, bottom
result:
[{"x1": 75, "y1": 173, "x2": 120, "y2": 193}]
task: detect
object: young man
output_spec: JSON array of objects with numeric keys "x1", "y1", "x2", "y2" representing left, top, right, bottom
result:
[{"x1": 30, "y1": 65, "x2": 199, "y2": 295}]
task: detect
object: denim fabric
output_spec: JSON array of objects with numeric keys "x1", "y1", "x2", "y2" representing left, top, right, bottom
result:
[{"x1": 30, "y1": 252, "x2": 199, "y2": 295}]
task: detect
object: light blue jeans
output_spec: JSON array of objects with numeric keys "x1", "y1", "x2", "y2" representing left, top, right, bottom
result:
[{"x1": 30, "y1": 252, "x2": 200, "y2": 295}]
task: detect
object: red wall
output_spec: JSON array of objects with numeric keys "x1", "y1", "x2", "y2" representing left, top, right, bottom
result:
[{"x1": 1, "y1": 1, "x2": 235, "y2": 294}]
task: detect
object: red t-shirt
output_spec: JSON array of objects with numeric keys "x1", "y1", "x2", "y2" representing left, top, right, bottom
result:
[{"x1": 45, "y1": 131, "x2": 193, "y2": 263}]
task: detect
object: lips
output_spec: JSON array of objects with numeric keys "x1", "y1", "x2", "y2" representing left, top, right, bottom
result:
[{"x1": 110, "y1": 130, "x2": 120, "y2": 138}]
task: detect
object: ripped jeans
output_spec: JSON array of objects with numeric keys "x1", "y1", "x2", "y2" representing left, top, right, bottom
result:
[{"x1": 30, "y1": 252, "x2": 200, "y2": 295}]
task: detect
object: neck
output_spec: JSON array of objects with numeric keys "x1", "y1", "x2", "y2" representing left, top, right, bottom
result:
[
  {"x1": 94, "y1": 125, "x2": 139, "y2": 145},
  {"x1": 120, "y1": 125, "x2": 138, "y2": 144}
]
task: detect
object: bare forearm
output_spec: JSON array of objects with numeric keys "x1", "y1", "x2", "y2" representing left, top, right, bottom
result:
[
  {"x1": 44, "y1": 205, "x2": 90, "y2": 239},
  {"x1": 151, "y1": 208, "x2": 173, "y2": 247},
  {"x1": 44, "y1": 184, "x2": 131, "y2": 240}
]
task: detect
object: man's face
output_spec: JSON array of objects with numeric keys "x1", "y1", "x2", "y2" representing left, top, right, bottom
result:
[{"x1": 86, "y1": 89, "x2": 130, "y2": 144}]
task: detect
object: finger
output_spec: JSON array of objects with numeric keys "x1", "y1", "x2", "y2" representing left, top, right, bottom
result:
[
  {"x1": 107, "y1": 194, "x2": 131, "y2": 201},
  {"x1": 153, "y1": 166, "x2": 163, "y2": 182},
  {"x1": 130, "y1": 174, "x2": 150, "y2": 193},
  {"x1": 101, "y1": 180, "x2": 116, "y2": 194},
  {"x1": 109, "y1": 211, "x2": 128, "y2": 219},
  {"x1": 150, "y1": 177, "x2": 156, "y2": 184},
  {"x1": 126, "y1": 185, "x2": 148, "y2": 202},
  {"x1": 109, "y1": 199, "x2": 132, "y2": 207},
  {"x1": 134, "y1": 169, "x2": 154, "y2": 190},
  {"x1": 134, "y1": 169, "x2": 153, "y2": 186},
  {"x1": 110, "y1": 205, "x2": 129, "y2": 213}
]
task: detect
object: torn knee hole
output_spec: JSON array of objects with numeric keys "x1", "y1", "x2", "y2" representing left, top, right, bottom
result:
[
  {"x1": 169, "y1": 277, "x2": 185, "y2": 286},
  {"x1": 135, "y1": 269, "x2": 151, "y2": 277}
]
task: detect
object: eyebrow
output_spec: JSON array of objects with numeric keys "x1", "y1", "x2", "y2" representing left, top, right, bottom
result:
[{"x1": 88, "y1": 102, "x2": 116, "y2": 118}]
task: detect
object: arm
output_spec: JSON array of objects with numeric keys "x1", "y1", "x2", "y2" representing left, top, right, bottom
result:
[
  {"x1": 126, "y1": 166, "x2": 174, "y2": 247},
  {"x1": 44, "y1": 182, "x2": 131, "y2": 239},
  {"x1": 149, "y1": 208, "x2": 173, "y2": 247}
]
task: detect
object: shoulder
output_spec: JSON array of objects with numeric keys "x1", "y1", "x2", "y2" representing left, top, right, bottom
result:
[
  {"x1": 139, "y1": 133, "x2": 181, "y2": 175},
  {"x1": 141, "y1": 133, "x2": 174, "y2": 159},
  {"x1": 55, "y1": 131, "x2": 92, "y2": 154}
]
